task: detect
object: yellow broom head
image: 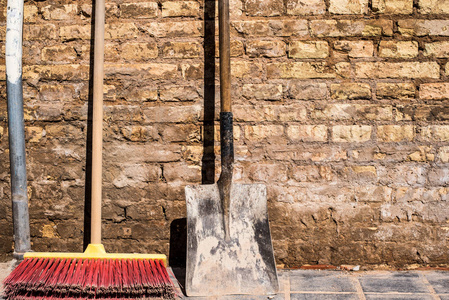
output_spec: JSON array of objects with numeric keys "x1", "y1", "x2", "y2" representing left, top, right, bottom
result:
[{"x1": 2, "y1": 244, "x2": 177, "y2": 300}]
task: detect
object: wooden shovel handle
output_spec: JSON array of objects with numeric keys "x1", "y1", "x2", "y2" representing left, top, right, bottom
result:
[
  {"x1": 91, "y1": 0, "x2": 105, "y2": 245},
  {"x1": 219, "y1": 0, "x2": 231, "y2": 113}
]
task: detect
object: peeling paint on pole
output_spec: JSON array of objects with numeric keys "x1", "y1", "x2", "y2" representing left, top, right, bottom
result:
[
  {"x1": 6, "y1": 0, "x2": 31, "y2": 257},
  {"x1": 6, "y1": 0, "x2": 23, "y2": 84}
]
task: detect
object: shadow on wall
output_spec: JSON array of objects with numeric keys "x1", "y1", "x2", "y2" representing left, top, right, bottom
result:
[
  {"x1": 168, "y1": 0, "x2": 217, "y2": 293},
  {"x1": 83, "y1": 0, "x2": 97, "y2": 250}
]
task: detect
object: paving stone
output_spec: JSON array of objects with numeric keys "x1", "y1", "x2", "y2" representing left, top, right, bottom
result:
[
  {"x1": 290, "y1": 271, "x2": 357, "y2": 292},
  {"x1": 359, "y1": 272, "x2": 428, "y2": 293},
  {"x1": 216, "y1": 295, "x2": 285, "y2": 299},
  {"x1": 364, "y1": 294, "x2": 433, "y2": 300},
  {"x1": 291, "y1": 294, "x2": 359, "y2": 300},
  {"x1": 423, "y1": 271, "x2": 449, "y2": 294}
]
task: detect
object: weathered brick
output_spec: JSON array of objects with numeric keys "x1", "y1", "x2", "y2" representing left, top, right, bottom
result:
[
  {"x1": 424, "y1": 42, "x2": 449, "y2": 58},
  {"x1": 290, "y1": 166, "x2": 334, "y2": 182},
  {"x1": 104, "y1": 63, "x2": 178, "y2": 80},
  {"x1": 41, "y1": 46, "x2": 77, "y2": 63},
  {"x1": 312, "y1": 104, "x2": 393, "y2": 121},
  {"x1": 242, "y1": 84, "x2": 283, "y2": 100},
  {"x1": 161, "y1": 124, "x2": 200, "y2": 142},
  {"x1": 335, "y1": 62, "x2": 352, "y2": 78},
  {"x1": 427, "y1": 168, "x2": 449, "y2": 186},
  {"x1": 232, "y1": 20, "x2": 309, "y2": 37},
  {"x1": 106, "y1": 23, "x2": 139, "y2": 39},
  {"x1": 24, "y1": 5, "x2": 39, "y2": 22},
  {"x1": 112, "y1": 164, "x2": 162, "y2": 188},
  {"x1": 355, "y1": 62, "x2": 440, "y2": 79},
  {"x1": 332, "y1": 125, "x2": 372, "y2": 142},
  {"x1": 42, "y1": 4, "x2": 78, "y2": 20},
  {"x1": 329, "y1": 0, "x2": 368, "y2": 14},
  {"x1": 216, "y1": 40, "x2": 245, "y2": 57},
  {"x1": 310, "y1": 19, "x2": 393, "y2": 37},
  {"x1": 181, "y1": 63, "x2": 203, "y2": 80},
  {"x1": 419, "y1": 0, "x2": 449, "y2": 14},
  {"x1": 244, "y1": 0, "x2": 283, "y2": 16},
  {"x1": 39, "y1": 84, "x2": 78, "y2": 101},
  {"x1": 120, "y1": 126, "x2": 159, "y2": 142},
  {"x1": 376, "y1": 83, "x2": 416, "y2": 99},
  {"x1": 234, "y1": 105, "x2": 307, "y2": 122},
  {"x1": 118, "y1": 42, "x2": 158, "y2": 61},
  {"x1": 267, "y1": 62, "x2": 335, "y2": 79},
  {"x1": 288, "y1": 82, "x2": 328, "y2": 100},
  {"x1": 143, "y1": 105, "x2": 201, "y2": 123},
  {"x1": 377, "y1": 125, "x2": 415, "y2": 142},
  {"x1": 269, "y1": 20, "x2": 310, "y2": 37},
  {"x1": 421, "y1": 125, "x2": 449, "y2": 141},
  {"x1": 378, "y1": 41, "x2": 418, "y2": 58},
  {"x1": 59, "y1": 25, "x2": 91, "y2": 40},
  {"x1": 334, "y1": 40, "x2": 374, "y2": 58},
  {"x1": 378, "y1": 165, "x2": 426, "y2": 186},
  {"x1": 106, "y1": 143, "x2": 181, "y2": 163},
  {"x1": 162, "y1": 42, "x2": 201, "y2": 58},
  {"x1": 287, "y1": 125, "x2": 328, "y2": 142},
  {"x1": 395, "y1": 105, "x2": 449, "y2": 122},
  {"x1": 122, "y1": 88, "x2": 158, "y2": 102},
  {"x1": 120, "y1": 2, "x2": 158, "y2": 19},
  {"x1": 148, "y1": 21, "x2": 203, "y2": 38},
  {"x1": 244, "y1": 125, "x2": 284, "y2": 141},
  {"x1": 160, "y1": 86, "x2": 200, "y2": 101},
  {"x1": 231, "y1": 61, "x2": 263, "y2": 78},
  {"x1": 438, "y1": 146, "x2": 449, "y2": 162},
  {"x1": 162, "y1": 1, "x2": 200, "y2": 17},
  {"x1": 398, "y1": 19, "x2": 449, "y2": 36},
  {"x1": 286, "y1": 0, "x2": 325, "y2": 14},
  {"x1": 232, "y1": 20, "x2": 271, "y2": 36},
  {"x1": 163, "y1": 163, "x2": 201, "y2": 183},
  {"x1": 246, "y1": 163, "x2": 288, "y2": 182},
  {"x1": 420, "y1": 83, "x2": 449, "y2": 100},
  {"x1": 24, "y1": 65, "x2": 89, "y2": 81},
  {"x1": 26, "y1": 127, "x2": 45, "y2": 143},
  {"x1": 24, "y1": 24, "x2": 57, "y2": 40},
  {"x1": 246, "y1": 40, "x2": 286, "y2": 57},
  {"x1": 372, "y1": 0, "x2": 413, "y2": 14},
  {"x1": 408, "y1": 146, "x2": 434, "y2": 162},
  {"x1": 331, "y1": 83, "x2": 371, "y2": 100},
  {"x1": 288, "y1": 41, "x2": 329, "y2": 58}
]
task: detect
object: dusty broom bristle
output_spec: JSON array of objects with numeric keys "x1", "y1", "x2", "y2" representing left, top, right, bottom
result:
[{"x1": 3, "y1": 257, "x2": 176, "y2": 299}]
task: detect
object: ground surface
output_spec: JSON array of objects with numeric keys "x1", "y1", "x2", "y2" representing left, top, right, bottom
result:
[{"x1": 2, "y1": 263, "x2": 449, "y2": 299}]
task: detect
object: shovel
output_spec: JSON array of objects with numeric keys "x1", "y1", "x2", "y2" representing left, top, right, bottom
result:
[{"x1": 184, "y1": 0, "x2": 279, "y2": 294}]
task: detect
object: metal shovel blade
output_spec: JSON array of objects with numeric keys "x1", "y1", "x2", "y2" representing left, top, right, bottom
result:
[{"x1": 185, "y1": 183, "x2": 279, "y2": 296}]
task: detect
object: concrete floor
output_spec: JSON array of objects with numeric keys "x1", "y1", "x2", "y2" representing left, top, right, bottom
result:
[
  {"x1": 2, "y1": 262, "x2": 449, "y2": 299},
  {"x1": 175, "y1": 268, "x2": 449, "y2": 299}
]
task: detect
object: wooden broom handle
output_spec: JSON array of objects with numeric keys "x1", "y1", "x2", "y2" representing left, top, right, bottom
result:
[
  {"x1": 91, "y1": 0, "x2": 105, "y2": 245},
  {"x1": 219, "y1": 0, "x2": 231, "y2": 113}
]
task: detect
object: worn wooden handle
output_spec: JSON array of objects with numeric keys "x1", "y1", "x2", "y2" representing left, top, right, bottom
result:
[
  {"x1": 219, "y1": 0, "x2": 231, "y2": 113},
  {"x1": 91, "y1": 0, "x2": 105, "y2": 245}
]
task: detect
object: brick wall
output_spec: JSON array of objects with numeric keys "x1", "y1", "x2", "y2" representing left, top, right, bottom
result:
[{"x1": 1, "y1": 0, "x2": 449, "y2": 267}]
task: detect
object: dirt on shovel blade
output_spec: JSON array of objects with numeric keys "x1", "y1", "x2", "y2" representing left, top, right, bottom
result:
[{"x1": 185, "y1": 183, "x2": 279, "y2": 296}]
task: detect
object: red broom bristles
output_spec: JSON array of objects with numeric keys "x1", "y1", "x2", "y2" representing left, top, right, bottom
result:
[{"x1": 3, "y1": 257, "x2": 176, "y2": 299}]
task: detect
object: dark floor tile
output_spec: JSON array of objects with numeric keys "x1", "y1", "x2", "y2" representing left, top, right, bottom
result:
[
  {"x1": 290, "y1": 271, "x2": 356, "y2": 293},
  {"x1": 365, "y1": 294, "x2": 433, "y2": 300},
  {"x1": 359, "y1": 272, "x2": 428, "y2": 293},
  {"x1": 217, "y1": 295, "x2": 285, "y2": 300},
  {"x1": 424, "y1": 271, "x2": 449, "y2": 294},
  {"x1": 291, "y1": 293, "x2": 359, "y2": 300}
]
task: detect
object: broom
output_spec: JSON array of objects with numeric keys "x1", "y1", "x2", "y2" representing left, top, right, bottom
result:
[{"x1": 2, "y1": 0, "x2": 176, "y2": 298}]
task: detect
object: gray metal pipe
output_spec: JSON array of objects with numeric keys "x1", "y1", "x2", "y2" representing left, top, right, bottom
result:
[{"x1": 6, "y1": 0, "x2": 31, "y2": 258}]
